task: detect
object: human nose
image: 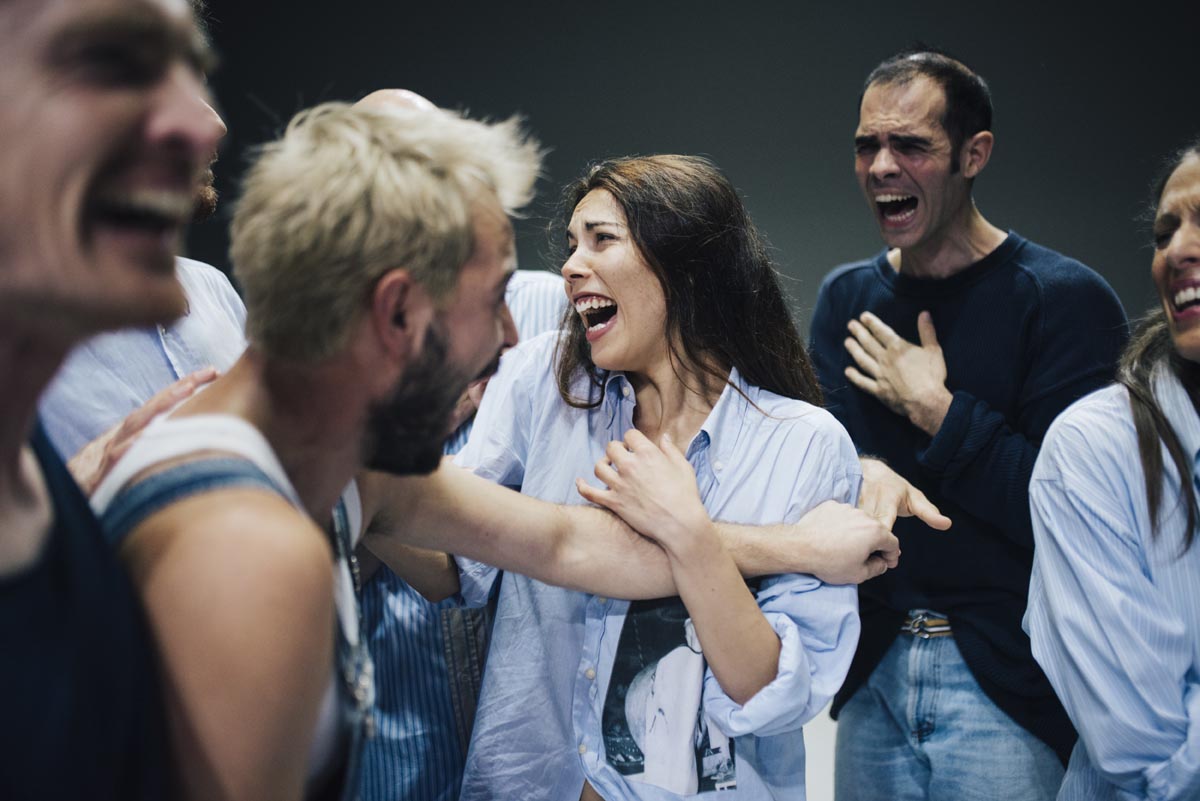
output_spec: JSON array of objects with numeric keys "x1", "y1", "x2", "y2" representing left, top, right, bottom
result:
[
  {"x1": 202, "y1": 97, "x2": 228, "y2": 141},
  {"x1": 498, "y1": 301, "x2": 518, "y2": 349},
  {"x1": 869, "y1": 147, "x2": 900, "y2": 181},
  {"x1": 147, "y1": 65, "x2": 226, "y2": 170},
  {"x1": 561, "y1": 248, "x2": 591, "y2": 282},
  {"x1": 1165, "y1": 219, "x2": 1200, "y2": 270}
]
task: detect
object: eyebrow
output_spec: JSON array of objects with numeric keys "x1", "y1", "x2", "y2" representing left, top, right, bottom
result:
[
  {"x1": 494, "y1": 268, "x2": 516, "y2": 297},
  {"x1": 584, "y1": 220, "x2": 624, "y2": 230},
  {"x1": 890, "y1": 134, "x2": 932, "y2": 148},
  {"x1": 854, "y1": 133, "x2": 932, "y2": 149},
  {"x1": 49, "y1": 6, "x2": 217, "y2": 75}
]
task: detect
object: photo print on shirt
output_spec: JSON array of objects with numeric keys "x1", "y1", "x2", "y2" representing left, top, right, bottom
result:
[{"x1": 602, "y1": 596, "x2": 737, "y2": 793}]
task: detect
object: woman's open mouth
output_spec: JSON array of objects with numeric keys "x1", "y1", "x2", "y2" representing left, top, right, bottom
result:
[{"x1": 575, "y1": 295, "x2": 618, "y2": 341}]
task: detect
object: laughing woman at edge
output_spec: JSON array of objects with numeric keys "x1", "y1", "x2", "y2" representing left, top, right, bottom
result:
[{"x1": 1026, "y1": 138, "x2": 1200, "y2": 800}]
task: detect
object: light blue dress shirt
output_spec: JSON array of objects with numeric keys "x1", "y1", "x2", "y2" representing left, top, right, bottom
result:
[
  {"x1": 1027, "y1": 368, "x2": 1200, "y2": 801},
  {"x1": 454, "y1": 332, "x2": 861, "y2": 801},
  {"x1": 39, "y1": 257, "x2": 247, "y2": 459},
  {"x1": 359, "y1": 270, "x2": 567, "y2": 801}
]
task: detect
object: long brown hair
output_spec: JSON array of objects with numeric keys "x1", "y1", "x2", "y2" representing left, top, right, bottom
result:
[
  {"x1": 1121, "y1": 138, "x2": 1200, "y2": 550},
  {"x1": 552, "y1": 155, "x2": 821, "y2": 410}
]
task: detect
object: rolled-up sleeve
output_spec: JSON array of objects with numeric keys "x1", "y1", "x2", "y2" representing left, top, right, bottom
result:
[
  {"x1": 704, "y1": 415, "x2": 862, "y2": 738},
  {"x1": 704, "y1": 575, "x2": 859, "y2": 737}
]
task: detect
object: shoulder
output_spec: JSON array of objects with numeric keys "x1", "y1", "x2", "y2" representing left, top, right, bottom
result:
[
  {"x1": 1010, "y1": 237, "x2": 1122, "y2": 307},
  {"x1": 126, "y1": 487, "x2": 333, "y2": 599},
  {"x1": 490, "y1": 329, "x2": 575, "y2": 406},
  {"x1": 175, "y1": 256, "x2": 238, "y2": 296},
  {"x1": 742, "y1": 385, "x2": 858, "y2": 465},
  {"x1": 506, "y1": 270, "x2": 568, "y2": 339},
  {"x1": 1036, "y1": 383, "x2": 1134, "y2": 481},
  {"x1": 725, "y1": 384, "x2": 861, "y2": 509},
  {"x1": 499, "y1": 329, "x2": 560, "y2": 377},
  {"x1": 817, "y1": 256, "x2": 879, "y2": 298}
]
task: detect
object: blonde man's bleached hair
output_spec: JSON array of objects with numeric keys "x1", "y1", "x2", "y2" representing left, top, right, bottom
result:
[{"x1": 231, "y1": 101, "x2": 542, "y2": 362}]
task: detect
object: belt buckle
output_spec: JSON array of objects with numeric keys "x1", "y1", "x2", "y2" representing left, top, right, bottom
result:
[{"x1": 902, "y1": 611, "x2": 949, "y2": 639}]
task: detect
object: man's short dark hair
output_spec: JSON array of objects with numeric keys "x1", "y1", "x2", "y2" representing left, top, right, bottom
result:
[{"x1": 863, "y1": 47, "x2": 993, "y2": 172}]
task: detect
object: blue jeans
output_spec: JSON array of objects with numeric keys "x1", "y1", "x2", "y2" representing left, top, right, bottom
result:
[{"x1": 834, "y1": 632, "x2": 1063, "y2": 801}]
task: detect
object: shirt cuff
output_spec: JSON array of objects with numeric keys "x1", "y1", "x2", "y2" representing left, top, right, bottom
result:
[
  {"x1": 1143, "y1": 681, "x2": 1200, "y2": 801},
  {"x1": 703, "y1": 613, "x2": 815, "y2": 738}
]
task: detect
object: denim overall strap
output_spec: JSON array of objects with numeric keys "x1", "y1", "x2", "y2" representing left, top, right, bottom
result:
[{"x1": 99, "y1": 457, "x2": 284, "y2": 549}]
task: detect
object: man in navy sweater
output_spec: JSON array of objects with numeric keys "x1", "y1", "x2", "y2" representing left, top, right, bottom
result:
[{"x1": 810, "y1": 49, "x2": 1129, "y2": 800}]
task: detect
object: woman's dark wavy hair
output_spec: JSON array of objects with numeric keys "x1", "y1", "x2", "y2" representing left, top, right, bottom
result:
[
  {"x1": 1121, "y1": 137, "x2": 1200, "y2": 550},
  {"x1": 551, "y1": 154, "x2": 821, "y2": 410}
]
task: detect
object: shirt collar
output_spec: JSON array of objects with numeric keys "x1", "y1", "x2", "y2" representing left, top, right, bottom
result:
[{"x1": 601, "y1": 366, "x2": 753, "y2": 482}]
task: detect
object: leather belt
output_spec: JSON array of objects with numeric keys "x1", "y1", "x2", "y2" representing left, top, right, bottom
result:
[{"x1": 900, "y1": 611, "x2": 952, "y2": 638}]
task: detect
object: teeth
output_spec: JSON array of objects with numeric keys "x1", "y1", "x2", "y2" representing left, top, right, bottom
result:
[
  {"x1": 574, "y1": 296, "x2": 616, "y2": 314},
  {"x1": 94, "y1": 188, "x2": 193, "y2": 223},
  {"x1": 875, "y1": 194, "x2": 914, "y2": 203},
  {"x1": 1174, "y1": 286, "x2": 1200, "y2": 308}
]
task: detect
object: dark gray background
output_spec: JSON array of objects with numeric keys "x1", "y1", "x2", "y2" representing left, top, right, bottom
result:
[{"x1": 192, "y1": 1, "x2": 1199, "y2": 332}]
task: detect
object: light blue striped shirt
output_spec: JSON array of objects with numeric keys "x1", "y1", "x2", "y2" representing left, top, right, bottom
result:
[
  {"x1": 454, "y1": 332, "x2": 861, "y2": 801},
  {"x1": 359, "y1": 269, "x2": 567, "y2": 801},
  {"x1": 39, "y1": 257, "x2": 247, "y2": 458},
  {"x1": 1027, "y1": 368, "x2": 1200, "y2": 801}
]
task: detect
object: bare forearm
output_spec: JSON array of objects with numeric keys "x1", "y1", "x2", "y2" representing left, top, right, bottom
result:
[
  {"x1": 716, "y1": 500, "x2": 902, "y2": 586},
  {"x1": 714, "y1": 522, "x2": 800, "y2": 576},
  {"x1": 360, "y1": 535, "x2": 460, "y2": 602},
  {"x1": 664, "y1": 524, "x2": 780, "y2": 704},
  {"x1": 374, "y1": 466, "x2": 678, "y2": 598}
]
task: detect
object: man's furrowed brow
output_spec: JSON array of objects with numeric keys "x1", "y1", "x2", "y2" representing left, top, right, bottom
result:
[{"x1": 890, "y1": 134, "x2": 932, "y2": 148}]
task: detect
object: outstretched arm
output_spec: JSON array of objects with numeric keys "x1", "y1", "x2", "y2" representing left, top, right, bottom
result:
[{"x1": 360, "y1": 454, "x2": 900, "y2": 602}]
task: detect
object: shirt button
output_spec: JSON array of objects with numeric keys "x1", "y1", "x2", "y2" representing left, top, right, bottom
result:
[
  {"x1": 585, "y1": 667, "x2": 596, "y2": 680},
  {"x1": 713, "y1": 460, "x2": 724, "y2": 472},
  {"x1": 578, "y1": 743, "x2": 588, "y2": 755},
  {"x1": 621, "y1": 385, "x2": 631, "y2": 397}
]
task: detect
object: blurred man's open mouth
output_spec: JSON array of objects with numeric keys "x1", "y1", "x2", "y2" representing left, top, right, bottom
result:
[{"x1": 87, "y1": 187, "x2": 192, "y2": 269}]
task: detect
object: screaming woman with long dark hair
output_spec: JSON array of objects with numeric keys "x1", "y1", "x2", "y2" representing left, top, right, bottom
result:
[{"x1": 452, "y1": 155, "x2": 861, "y2": 801}]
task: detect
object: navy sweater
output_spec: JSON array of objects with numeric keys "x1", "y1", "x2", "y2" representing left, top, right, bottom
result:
[{"x1": 810, "y1": 233, "x2": 1128, "y2": 763}]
